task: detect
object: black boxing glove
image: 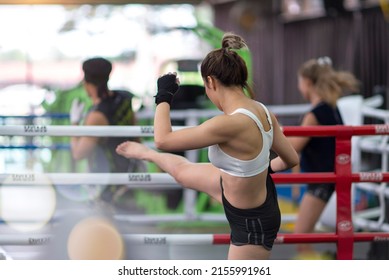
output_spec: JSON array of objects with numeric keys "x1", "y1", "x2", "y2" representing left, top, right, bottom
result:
[{"x1": 155, "y1": 73, "x2": 179, "y2": 105}]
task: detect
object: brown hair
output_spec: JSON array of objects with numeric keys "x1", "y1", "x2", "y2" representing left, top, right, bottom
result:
[
  {"x1": 83, "y1": 57, "x2": 112, "y2": 99},
  {"x1": 200, "y1": 32, "x2": 254, "y2": 99},
  {"x1": 298, "y1": 57, "x2": 360, "y2": 107}
]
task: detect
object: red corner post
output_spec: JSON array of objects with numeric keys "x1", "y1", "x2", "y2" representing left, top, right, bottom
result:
[{"x1": 335, "y1": 126, "x2": 354, "y2": 259}]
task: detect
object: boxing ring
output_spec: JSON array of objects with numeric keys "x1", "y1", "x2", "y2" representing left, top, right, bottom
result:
[{"x1": 1, "y1": 122, "x2": 389, "y2": 260}]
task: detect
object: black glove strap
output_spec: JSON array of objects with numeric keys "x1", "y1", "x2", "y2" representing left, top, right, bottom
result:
[{"x1": 155, "y1": 89, "x2": 174, "y2": 105}]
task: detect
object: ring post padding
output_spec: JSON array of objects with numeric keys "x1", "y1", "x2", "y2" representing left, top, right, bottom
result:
[{"x1": 335, "y1": 126, "x2": 354, "y2": 260}]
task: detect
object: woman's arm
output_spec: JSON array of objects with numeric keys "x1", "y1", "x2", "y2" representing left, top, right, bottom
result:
[
  {"x1": 287, "y1": 112, "x2": 318, "y2": 154},
  {"x1": 153, "y1": 102, "x2": 174, "y2": 148},
  {"x1": 269, "y1": 112, "x2": 299, "y2": 172},
  {"x1": 71, "y1": 111, "x2": 107, "y2": 160},
  {"x1": 153, "y1": 73, "x2": 178, "y2": 148}
]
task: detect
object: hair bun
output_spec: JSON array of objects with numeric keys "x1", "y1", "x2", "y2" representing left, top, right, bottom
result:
[{"x1": 222, "y1": 32, "x2": 248, "y2": 50}]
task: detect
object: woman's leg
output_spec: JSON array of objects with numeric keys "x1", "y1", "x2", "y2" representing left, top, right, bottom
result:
[
  {"x1": 294, "y1": 193, "x2": 327, "y2": 253},
  {"x1": 228, "y1": 244, "x2": 271, "y2": 260},
  {"x1": 116, "y1": 141, "x2": 222, "y2": 202}
]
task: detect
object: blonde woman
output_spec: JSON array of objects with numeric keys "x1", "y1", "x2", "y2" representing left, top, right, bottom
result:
[{"x1": 290, "y1": 57, "x2": 360, "y2": 259}]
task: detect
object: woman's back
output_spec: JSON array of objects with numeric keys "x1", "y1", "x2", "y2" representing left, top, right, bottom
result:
[{"x1": 209, "y1": 100, "x2": 273, "y2": 209}]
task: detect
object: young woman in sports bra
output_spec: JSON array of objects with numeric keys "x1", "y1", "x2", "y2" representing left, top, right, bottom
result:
[{"x1": 116, "y1": 33, "x2": 299, "y2": 260}]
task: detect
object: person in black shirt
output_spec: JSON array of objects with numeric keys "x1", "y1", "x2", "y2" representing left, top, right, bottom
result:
[
  {"x1": 70, "y1": 57, "x2": 144, "y2": 208},
  {"x1": 289, "y1": 57, "x2": 360, "y2": 259}
]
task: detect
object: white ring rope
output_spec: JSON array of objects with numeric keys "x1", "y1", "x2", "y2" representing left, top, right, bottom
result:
[
  {"x1": 125, "y1": 234, "x2": 214, "y2": 246},
  {"x1": 0, "y1": 125, "x2": 185, "y2": 137},
  {"x1": 0, "y1": 173, "x2": 179, "y2": 188},
  {"x1": 0, "y1": 235, "x2": 51, "y2": 246},
  {"x1": 0, "y1": 172, "x2": 293, "y2": 188},
  {"x1": 0, "y1": 104, "x2": 312, "y2": 137},
  {"x1": 0, "y1": 234, "x2": 215, "y2": 246}
]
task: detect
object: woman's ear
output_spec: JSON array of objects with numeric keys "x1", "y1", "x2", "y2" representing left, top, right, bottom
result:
[{"x1": 206, "y1": 76, "x2": 217, "y2": 90}]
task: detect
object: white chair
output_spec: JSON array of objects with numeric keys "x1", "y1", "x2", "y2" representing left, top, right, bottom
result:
[{"x1": 318, "y1": 94, "x2": 385, "y2": 230}]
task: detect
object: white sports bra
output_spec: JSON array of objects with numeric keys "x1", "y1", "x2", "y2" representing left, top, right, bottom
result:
[{"x1": 208, "y1": 102, "x2": 273, "y2": 177}]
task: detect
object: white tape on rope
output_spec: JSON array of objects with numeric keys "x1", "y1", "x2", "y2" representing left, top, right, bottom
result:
[
  {"x1": 0, "y1": 235, "x2": 51, "y2": 246},
  {"x1": 0, "y1": 234, "x2": 214, "y2": 246},
  {"x1": 0, "y1": 172, "x2": 296, "y2": 189},
  {"x1": 123, "y1": 234, "x2": 214, "y2": 246},
  {"x1": 0, "y1": 125, "x2": 186, "y2": 137},
  {"x1": 0, "y1": 173, "x2": 179, "y2": 187},
  {"x1": 0, "y1": 172, "x2": 294, "y2": 189}
]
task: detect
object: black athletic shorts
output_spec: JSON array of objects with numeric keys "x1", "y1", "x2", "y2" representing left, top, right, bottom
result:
[
  {"x1": 306, "y1": 183, "x2": 335, "y2": 202},
  {"x1": 221, "y1": 174, "x2": 281, "y2": 250}
]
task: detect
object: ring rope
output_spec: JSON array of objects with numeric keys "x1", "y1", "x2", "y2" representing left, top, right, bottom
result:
[
  {"x1": 0, "y1": 173, "x2": 179, "y2": 188},
  {"x1": 1, "y1": 124, "x2": 389, "y2": 137},
  {"x1": 1, "y1": 172, "x2": 389, "y2": 185},
  {"x1": 0, "y1": 125, "x2": 160, "y2": 137},
  {"x1": 2, "y1": 232, "x2": 389, "y2": 246}
]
